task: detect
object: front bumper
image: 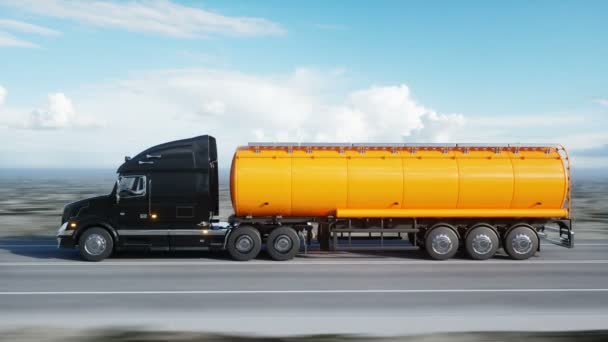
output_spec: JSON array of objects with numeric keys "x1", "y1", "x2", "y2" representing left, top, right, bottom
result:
[{"x1": 56, "y1": 222, "x2": 76, "y2": 248}]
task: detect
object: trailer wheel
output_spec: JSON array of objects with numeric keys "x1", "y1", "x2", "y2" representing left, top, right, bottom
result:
[
  {"x1": 504, "y1": 225, "x2": 538, "y2": 260},
  {"x1": 425, "y1": 225, "x2": 459, "y2": 260},
  {"x1": 266, "y1": 227, "x2": 300, "y2": 261},
  {"x1": 78, "y1": 227, "x2": 114, "y2": 262},
  {"x1": 227, "y1": 226, "x2": 262, "y2": 261},
  {"x1": 465, "y1": 225, "x2": 499, "y2": 260}
]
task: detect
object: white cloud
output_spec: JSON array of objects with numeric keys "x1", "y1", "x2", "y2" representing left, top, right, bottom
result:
[
  {"x1": 200, "y1": 100, "x2": 226, "y2": 116},
  {"x1": 0, "y1": 19, "x2": 61, "y2": 36},
  {"x1": 1, "y1": 92, "x2": 103, "y2": 129},
  {"x1": 27, "y1": 93, "x2": 104, "y2": 129},
  {"x1": 0, "y1": 85, "x2": 6, "y2": 105},
  {"x1": 4, "y1": 0, "x2": 285, "y2": 38},
  {"x1": 345, "y1": 85, "x2": 464, "y2": 141},
  {"x1": 594, "y1": 98, "x2": 608, "y2": 107},
  {"x1": 0, "y1": 30, "x2": 38, "y2": 48},
  {"x1": 27, "y1": 93, "x2": 78, "y2": 129},
  {"x1": 61, "y1": 68, "x2": 464, "y2": 164},
  {"x1": 5, "y1": 67, "x2": 606, "y2": 168}
]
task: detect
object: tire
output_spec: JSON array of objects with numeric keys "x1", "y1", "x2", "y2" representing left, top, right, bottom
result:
[
  {"x1": 266, "y1": 227, "x2": 300, "y2": 261},
  {"x1": 465, "y1": 225, "x2": 499, "y2": 260},
  {"x1": 227, "y1": 226, "x2": 262, "y2": 261},
  {"x1": 425, "y1": 226, "x2": 459, "y2": 260},
  {"x1": 504, "y1": 225, "x2": 538, "y2": 260},
  {"x1": 78, "y1": 227, "x2": 114, "y2": 262}
]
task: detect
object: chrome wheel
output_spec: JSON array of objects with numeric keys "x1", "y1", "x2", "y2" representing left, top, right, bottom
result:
[
  {"x1": 471, "y1": 233, "x2": 493, "y2": 255},
  {"x1": 504, "y1": 225, "x2": 538, "y2": 260},
  {"x1": 227, "y1": 226, "x2": 262, "y2": 261},
  {"x1": 465, "y1": 225, "x2": 499, "y2": 260},
  {"x1": 511, "y1": 233, "x2": 533, "y2": 255},
  {"x1": 273, "y1": 235, "x2": 293, "y2": 254},
  {"x1": 235, "y1": 235, "x2": 254, "y2": 253},
  {"x1": 84, "y1": 233, "x2": 107, "y2": 256},
  {"x1": 431, "y1": 233, "x2": 453, "y2": 255},
  {"x1": 425, "y1": 225, "x2": 459, "y2": 260},
  {"x1": 267, "y1": 227, "x2": 300, "y2": 261}
]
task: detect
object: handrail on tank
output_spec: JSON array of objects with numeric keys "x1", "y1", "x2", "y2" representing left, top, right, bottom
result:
[
  {"x1": 247, "y1": 142, "x2": 563, "y2": 152},
  {"x1": 248, "y1": 142, "x2": 563, "y2": 147},
  {"x1": 556, "y1": 144, "x2": 572, "y2": 219}
]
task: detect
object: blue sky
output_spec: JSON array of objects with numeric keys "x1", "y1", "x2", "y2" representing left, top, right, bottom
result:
[{"x1": 0, "y1": 0, "x2": 607, "y2": 168}]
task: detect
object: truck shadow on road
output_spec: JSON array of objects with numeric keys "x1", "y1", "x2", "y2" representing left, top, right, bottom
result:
[
  {"x1": 1, "y1": 236, "x2": 512, "y2": 261},
  {"x1": 0, "y1": 236, "x2": 232, "y2": 261}
]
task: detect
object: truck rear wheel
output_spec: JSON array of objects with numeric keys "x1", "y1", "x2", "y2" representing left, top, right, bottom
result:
[
  {"x1": 465, "y1": 225, "x2": 499, "y2": 260},
  {"x1": 227, "y1": 226, "x2": 262, "y2": 261},
  {"x1": 425, "y1": 225, "x2": 459, "y2": 260},
  {"x1": 78, "y1": 227, "x2": 113, "y2": 262},
  {"x1": 504, "y1": 225, "x2": 538, "y2": 260},
  {"x1": 266, "y1": 227, "x2": 300, "y2": 261}
]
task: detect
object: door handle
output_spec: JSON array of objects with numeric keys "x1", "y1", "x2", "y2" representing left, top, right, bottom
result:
[{"x1": 148, "y1": 178, "x2": 152, "y2": 216}]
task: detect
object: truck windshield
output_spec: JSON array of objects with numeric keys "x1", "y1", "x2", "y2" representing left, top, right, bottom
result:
[{"x1": 117, "y1": 175, "x2": 146, "y2": 198}]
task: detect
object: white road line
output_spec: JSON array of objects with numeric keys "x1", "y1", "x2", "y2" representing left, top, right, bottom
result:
[
  {"x1": 1, "y1": 259, "x2": 608, "y2": 266},
  {"x1": 571, "y1": 243, "x2": 608, "y2": 246},
  {"x1": 1, "y1": 288, "x2": 608, "y2": 295},
  {"x1": 543, "y1": 243, "x2": 608, "y2": 247},
  {"x1": 0, "y1": 243, "x2": 606, "y2": 248},
  {"x1": 0, "y1": 245, "x2": 56, "y2": 248}
]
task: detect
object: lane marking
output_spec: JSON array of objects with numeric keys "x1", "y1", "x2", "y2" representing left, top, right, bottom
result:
[
  {"x1": 2, "y1": 259, "x2": 608, "y2": 266},
  {"x1": 1, "y1": 288, "x2": 608, "y2": 295},
  {"x1": 544, "y1": 243, "x2": 608, "y2": 246},
  {"x1": 0, "y1": 245, "x2": 57, "y2": 248},
  {"x1": 0, "y1": 243, "x2": 606, "y2": 249}
]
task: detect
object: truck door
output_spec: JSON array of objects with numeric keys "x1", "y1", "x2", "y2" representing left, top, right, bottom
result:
[
  {"x1": 147, "y1": 172, "x2": 206, "y2": 250},
  {"x1": 115, "y1": 174, "x2": 169, "y2": 249}
]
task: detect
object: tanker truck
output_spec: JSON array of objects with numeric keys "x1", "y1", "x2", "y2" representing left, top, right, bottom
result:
[{"x1": 57, "y1": 135, "x2": 573, "y2": 262}]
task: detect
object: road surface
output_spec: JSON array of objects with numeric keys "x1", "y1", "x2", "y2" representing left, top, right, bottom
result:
[{"x1": 1, "y1": 236, "x2": 608, "y2": 336}]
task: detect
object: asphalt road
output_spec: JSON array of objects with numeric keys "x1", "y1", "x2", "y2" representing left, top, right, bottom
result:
[{"x1": 1, "y1": 236, "x2": 608, "y2": 336}]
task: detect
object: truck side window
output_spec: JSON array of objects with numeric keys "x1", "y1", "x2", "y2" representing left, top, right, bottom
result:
[{"x1": 117, "y1": 175, "x2": 147, "y2": 198}]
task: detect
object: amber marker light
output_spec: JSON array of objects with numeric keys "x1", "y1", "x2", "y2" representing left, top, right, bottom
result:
[
  {"x1": 151, "y1": 214, "x2": 158, "y2": 219},
  {"x1": 69, "y1": 222, "x2": 77, "y2": 229}
]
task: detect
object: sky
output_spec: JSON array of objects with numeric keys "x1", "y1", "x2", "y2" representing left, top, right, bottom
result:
[{"x1": 0, "y1": 0, "x2": 607, "y2": 169}]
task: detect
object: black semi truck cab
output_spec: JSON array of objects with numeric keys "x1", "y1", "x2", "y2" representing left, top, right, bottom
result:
[{"x1": 57, "y1": 135, "x2": 231, "y2": 261}]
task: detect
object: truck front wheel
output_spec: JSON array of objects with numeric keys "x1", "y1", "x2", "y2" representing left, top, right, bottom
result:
[
  {"x1": 266, "y1": 227, "x2": 300, "y2": 261},
  {"x1": 78, "y1": 227, "x2": 114, "y2": 262},
  {"x1": 227, "y1": 226, "x2": 262, "y2": 261}
]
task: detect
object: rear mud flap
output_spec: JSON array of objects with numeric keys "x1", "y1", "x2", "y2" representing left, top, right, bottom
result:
[{"x1": 538, "y1": 219, "x2": 574, "y2": 248}]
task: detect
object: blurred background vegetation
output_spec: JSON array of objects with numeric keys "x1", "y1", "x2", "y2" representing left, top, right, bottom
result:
[{"x1": 0, "y1": 168, "x2": 606, "y2": 239}]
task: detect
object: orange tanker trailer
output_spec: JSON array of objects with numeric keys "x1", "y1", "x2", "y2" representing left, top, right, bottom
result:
[{"x1": 229, "y1": 143, "x2": 573, "y2": 261}]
